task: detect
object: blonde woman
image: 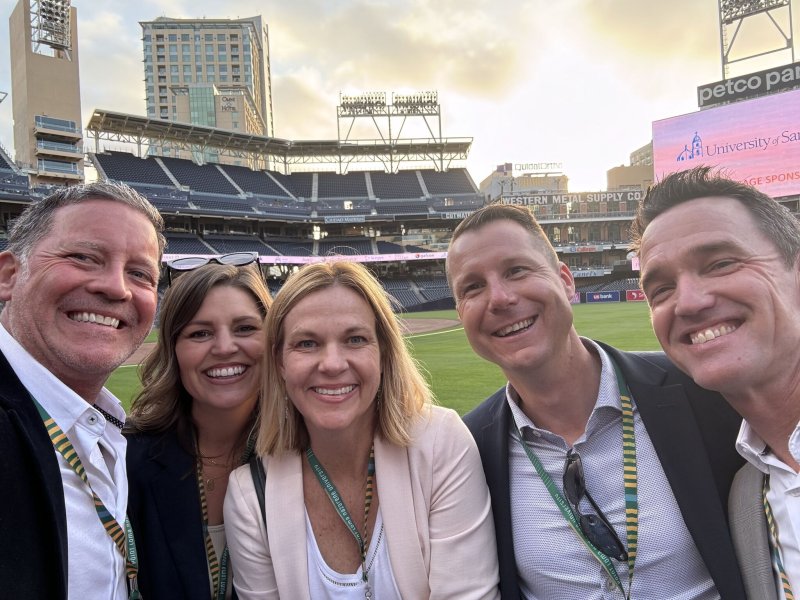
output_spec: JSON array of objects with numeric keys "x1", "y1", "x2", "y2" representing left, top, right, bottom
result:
[{"x1": 225, "y1": 261, "x2": 499, "y2": 599}]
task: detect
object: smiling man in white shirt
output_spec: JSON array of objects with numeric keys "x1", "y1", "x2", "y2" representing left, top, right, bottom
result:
[
  {"x1": 0, "y1": 182, "x2": 165, "y2": 599},
  {"x1": 633, "y1": 166, "x2": 800, "y2": 600}
]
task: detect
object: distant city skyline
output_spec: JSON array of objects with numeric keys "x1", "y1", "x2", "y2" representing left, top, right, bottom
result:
[{"x1": 0, "y1": 0, "x2": 795, "y2": 191}]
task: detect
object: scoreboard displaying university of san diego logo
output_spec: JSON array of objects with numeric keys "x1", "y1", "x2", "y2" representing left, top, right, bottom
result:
[{"x1": 652, "y1": 87, "x2": 800, "y2": 199}]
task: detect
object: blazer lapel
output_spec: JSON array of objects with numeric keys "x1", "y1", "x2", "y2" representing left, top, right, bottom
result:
[
  {"x1": 472, "y1": 390, "x2": 519, "y2": 599},
  {"x1": 616, "y1": 351, "x2": 743, "y2": 598},
  {"x1": 0, "y1": 355, "x2": 69, "y2": 589},
  {"x1": 375, "y1": 434, "x2": 429, "y2": 599},
  {"x1": 266, "y1": 452, "x2": 309, "y2": 599},
  {"x1": 148, "y1": 438, "x2": 209, "y2": 598},
  {"x1": 730, "y1": 464, "x2": 778, "y2": 600}
]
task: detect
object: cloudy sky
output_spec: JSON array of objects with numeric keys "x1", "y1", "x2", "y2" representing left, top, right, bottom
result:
[{"x1": 0, "y1": 0, "x2": 794, "y2": 191}]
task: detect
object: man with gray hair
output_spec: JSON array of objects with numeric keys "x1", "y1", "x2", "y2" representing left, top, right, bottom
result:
[{"x1": 0, "y1": 182, "x2": 165, "y2": 599}]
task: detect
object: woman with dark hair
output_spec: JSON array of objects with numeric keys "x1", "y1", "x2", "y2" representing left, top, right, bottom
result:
[
  {"x1": 225, "y1": 261, "x2": 499, "y2": 599},
  {"x1": 127, "y1": 260, "x2": 271, "y2": 599}
]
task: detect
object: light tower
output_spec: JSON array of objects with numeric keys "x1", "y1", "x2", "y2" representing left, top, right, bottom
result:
[
  {"x1": 718, "y1": 0, "x2": 794, "y2": 78},
  {"x1": 9, "y1": 0, "x2": 83, "y2": 184}
]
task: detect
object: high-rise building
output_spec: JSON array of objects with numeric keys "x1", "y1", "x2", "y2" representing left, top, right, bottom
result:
[
  {"x1": 140, "y1": 15, "x2": 274, "y2": 164},
  {"x1": 10, "y1": 0, "x2": 84, "y2": 185}
]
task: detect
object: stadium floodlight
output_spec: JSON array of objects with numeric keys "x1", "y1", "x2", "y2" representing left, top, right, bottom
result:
[
  {"x1": 339, "y1": 92, "x2": 387, "y2": 116},
  {"x1": 31, "y1": 0, "x2": 72, "y2": 52},
  {"x1": 719, "y1": 0, "x2": 789, "y2": 24},
  {"x1": 392, "y1": 91, "x2": 439, "y2": 115}
]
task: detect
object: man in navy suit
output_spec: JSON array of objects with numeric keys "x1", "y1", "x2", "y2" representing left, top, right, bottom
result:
[
  {"x1": 632, "y1": 166, "x2": 800, "y2": 599},
  {"x1": 0, "y1": 182, "x2": 164, "y2": 599},
  {"x1": 446, "y1": 202, "x2": 746, "y2": 599}
]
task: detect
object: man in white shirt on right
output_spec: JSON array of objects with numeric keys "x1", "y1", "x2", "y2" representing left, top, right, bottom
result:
[{"x1": 633, "y1": 165, "x2": 800, "y2": 600}]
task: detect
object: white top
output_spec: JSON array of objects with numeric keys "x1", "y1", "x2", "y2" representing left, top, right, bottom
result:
[
  {"x1": 208, "y1": 524, "x2": 233, "y2": 600},
  {"x1": 507, "y1": 338, "x2": 719, "y2": 599},
  {"x1": 737, "y1": 420, "x2": 800, "y2": 600},
  {"x1": 0, "y1": 323, "x2": 128, "y2": 599},
  {"x1": 305, "y1": 507, "x2": 401, "y2": 600}
]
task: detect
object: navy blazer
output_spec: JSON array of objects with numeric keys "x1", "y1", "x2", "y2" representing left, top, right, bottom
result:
[
  {"x1": 464, "y1": 343, "x2": 747, "y2": 600},
  {"x1": 127, "y1": 429, "x2": 220, "y2": 600},
  {"x1": 0, "y1": 349, "x2": 68, "y2": 599}
]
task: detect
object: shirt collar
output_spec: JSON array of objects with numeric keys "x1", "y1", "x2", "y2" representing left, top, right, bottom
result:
[
  {"x1": 506, "y1": 337, "x2": 624, "y2": 434},
  {"x1": 737, "y1": 418, "x2": 800, "y2": 474},
  {"x1": 0, "y1": 322, "x2": 124, "y2": 431}
]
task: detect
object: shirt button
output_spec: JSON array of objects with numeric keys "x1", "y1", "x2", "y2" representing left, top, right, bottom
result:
[
  {"x1": 789, "y1": 488, "x2": 800, "y2": 497},
  {"x1": 87, "y1": 414, "x2": 98, "y2": 426}
]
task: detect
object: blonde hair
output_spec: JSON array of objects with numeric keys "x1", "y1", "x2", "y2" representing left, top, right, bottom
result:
[{"x1": 258, "y1": 261, "x2": 432, "y2": 455}]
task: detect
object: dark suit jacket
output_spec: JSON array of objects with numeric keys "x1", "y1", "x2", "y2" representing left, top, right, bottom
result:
[
  {"x1": 0, "y1": 349, "x2": 68, "y2": 599},
  {"x1": 464, "y1": 342, "x2": 747, "y2": 600},
  {"x1": 127, "y1": 429, "x2": 217, "y2": 600},
  {"x1": 729, "y1": 463, "x2": 778, "y2": 600}
]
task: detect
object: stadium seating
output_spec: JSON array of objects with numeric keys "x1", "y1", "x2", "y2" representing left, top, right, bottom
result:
[
  {"x1": 315, "y1": 200, "x2": 372, "y2": 215},
  {"x1": 159, "y1": 157, "x2": 239, "y2": 195},
  {"x1": 165, "y1": 233, "x2": 213, "y2": 255},
  {"x1": 221, "y1": 164, "x2": 292, "y2": 198},
  {"x1": 267, "y1": 240, "x2": 315, "y2": 256},
  {"x1": 203, "y1": 234, "x2": 272, "y2": 254},
  {"x1": 419, "y1": 168, "x2": 476, "y2": 195},
  {"x1": 318, "y1": 238, "x2": 374, "y2": 256},
  {"x1": 370, "y1": 170, "x2": 423, "y2": 199},
  {"x1": 375, "y1": 201, "x2": 429, "y2": 215},
  {"x1": 317, "y1": 171, "x2": 369, "y2": 198},
  {"x1": 189, "y1": 192, "x2": 255, "y2": 214},
  {"x1": 376, "y1": 241, "x2": 405, "y2": 254},
  {"x1": 93, "y1": 151, "x2": 174, "y2": 186},
  {"x1": 285, "y1": 172, "x2": 314, "y2": 199}
]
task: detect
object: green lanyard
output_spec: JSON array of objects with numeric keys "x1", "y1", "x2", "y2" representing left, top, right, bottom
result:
[
  {"x1": 514, "y1": 359, "x2": 638, "y2": 598},
  {"x1": 763, "y1": 475, "x2": 796, "y2": 600},
  {"x1": 306, "y1": 445, "x2": 376, "y2": 589},
  {"x1": 32, "y1": 398, "x2": 141, "y2": 600},
  {"x1": 196, "y1": 430, "x2": 256, "y2": 600}
]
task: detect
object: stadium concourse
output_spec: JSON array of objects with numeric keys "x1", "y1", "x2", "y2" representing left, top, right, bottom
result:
[{"x1": 0, "y1": 145, "x2": 642, "y2": 310}]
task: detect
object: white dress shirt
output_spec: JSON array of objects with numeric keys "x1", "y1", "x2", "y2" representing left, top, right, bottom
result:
[
  {"x1": 508, "y1": 338, "x2": 719, "y2": 600},
  {"x1": 0, "y1": 323, "x2": 128, "y2": 600},
  {"x1": 737, "y1": 420, "x2": 800, "y2": 600}
]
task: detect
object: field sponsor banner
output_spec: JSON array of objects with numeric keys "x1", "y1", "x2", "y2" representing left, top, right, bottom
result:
[
  {"x1": 626, "y1": 289, "x2": 646, "y2": 302},
  {"x1": 586, "y1": 291, "x2": 621, "y2": 303},
  {"x1": 163, "y1": 252, "x2": 447, "y2": 265},
  {"x1": 570, "y1": 292, "x2": 581, "y2": 304},
  {"x1": 653, "y1": 88, "x2": 800, "y2": 198}
]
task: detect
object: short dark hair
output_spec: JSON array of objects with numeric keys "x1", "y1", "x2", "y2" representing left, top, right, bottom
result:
[
  {"x1": 631, "y1": 166, "x2": 800, "y2": 267},
  {"x1": 7, "y1": 181, "x2": 166, "y2": 266},
  {"x1": 446, "y1": 202, "x2": 558, "y2": 288}
]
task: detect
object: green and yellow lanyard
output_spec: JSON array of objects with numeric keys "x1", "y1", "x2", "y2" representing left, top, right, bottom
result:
[
  {"x1": 33, "y1": 398, "x2": 141, "y2": 599},
  {"x1": 514, "y1": 359, "x2": 638, "y2": 599},
  {"x1": 195, "y1": 432, "x2": 256, "y2": 600}
]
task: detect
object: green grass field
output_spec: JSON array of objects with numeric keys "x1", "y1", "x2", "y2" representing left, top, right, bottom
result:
[{"x1": 107, "y1": 302, "x2": 658, "y2": 415}]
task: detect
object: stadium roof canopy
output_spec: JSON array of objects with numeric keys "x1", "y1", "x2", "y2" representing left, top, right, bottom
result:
[{"x1": 85, "y1": 109, "x2": 472, "y2": 173}]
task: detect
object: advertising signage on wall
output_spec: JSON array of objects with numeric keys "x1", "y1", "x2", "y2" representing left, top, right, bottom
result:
[
  {"x1": 652, "y1": 88, "x2": 800, "y2": 198},
  {"x1": 697, "y1": 61, "x2": 800, "y2": 108},
  {"x1": 586, "y1": 291, "x2": 621, "y2": 303},
  {"x1": 501, "y1": 190, "x2": 644, "y2": 206}
]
